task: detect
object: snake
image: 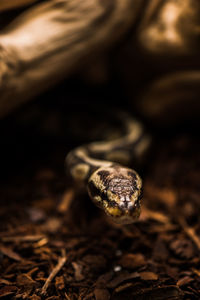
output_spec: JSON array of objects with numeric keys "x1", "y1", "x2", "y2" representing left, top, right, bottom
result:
[{"x1": 65, "y1": 113, "x2": 151, "y2": 224}]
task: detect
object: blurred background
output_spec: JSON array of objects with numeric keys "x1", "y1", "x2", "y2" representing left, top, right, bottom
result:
[{"x1": 0, "y1": 0, "x2": 200, "y2": 177}]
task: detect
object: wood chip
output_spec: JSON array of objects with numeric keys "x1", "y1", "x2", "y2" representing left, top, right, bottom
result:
[
  {"x1": 94, "y1": 288, "x2": 110, "y2": 300},
  {"x1": 114, "y1": 282, "x2": 133, "y2": 293},
  {"x1": 55, "y1": 276, "x2": 65, "y2": 290},
  {"x1": 0, "y1": 286, "x2": 17, "y2": 298},
  {"x1": 57, "y1": 189, "x2": 74, "y2": 213},
  {"x1": 140, "y1": 206, "x2": 170, "y2": 224},
  {"x1": 41, "y1": 249, "x2": 67, "y2": 295},
  {"x1": 1, "y1": 235, "x2": 46, "y2": 243},
  {"x1": 170, "y1": 238, "x2": 195, "y2": 259},
  {"x1": 71, "y1": 262, "x2": 84, "y2": 281},
  {"x1": 119, "y1": 253, "x2": 146, "y2": 269},
  {"x1": 140, "y1": 271, "x2": 158, "y2": 281},
  {"x1": 107, "y1": 272, "x2": 139, "y2": 289},
  {"x1": 0, "y1": 245, "x2": 22, "y2": 261},
  {"x1": 177, "y1": 276, "x2": 194, "y2": 286},
  {"x1": 178, "y1": 217, "x2": 200, "y2": 251},
  {"x1": 16, "y1": 274, "x2": 37, "y2": 287}
]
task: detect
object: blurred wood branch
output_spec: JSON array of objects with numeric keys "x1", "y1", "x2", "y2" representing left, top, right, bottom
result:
[
  {"x1": 0, "y1": 0, "x2": 142, "y2": 118},
  {"x1": 0, "y1": 0, "x2": 38, "y2": 12}
]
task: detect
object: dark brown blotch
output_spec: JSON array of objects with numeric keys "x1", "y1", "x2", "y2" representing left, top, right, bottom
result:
[
  {"x1": 87, "y1": 180, "x2": 100, "y2": 198},
  {"x1": 88, "y1": 180, "x2": 110, "y2": 204},
  {"x1": 127, "y1": 171, "x2": 137, "y2": 181},
  {"x1": 97, "y1": 170, "x2": 110, "y2": 183}
]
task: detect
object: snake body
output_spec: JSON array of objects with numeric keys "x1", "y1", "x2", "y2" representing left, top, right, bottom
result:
[{"x1": 66, "y1": 115, "x2": 150, "y2": 224}]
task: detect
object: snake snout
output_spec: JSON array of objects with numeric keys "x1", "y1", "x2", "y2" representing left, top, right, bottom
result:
[{"x1": 104, "y1": 174, "x2": 142, "y2": 224}]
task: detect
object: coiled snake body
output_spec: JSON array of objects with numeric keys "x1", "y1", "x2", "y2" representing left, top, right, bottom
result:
[{"x1": 66, "y1": 115, "x2": 150, "y2": 224}]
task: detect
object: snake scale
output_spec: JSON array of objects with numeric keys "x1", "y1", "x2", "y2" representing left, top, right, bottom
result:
[{"x1": 66, "y1": 114, "x2": 151, "y2": 224}]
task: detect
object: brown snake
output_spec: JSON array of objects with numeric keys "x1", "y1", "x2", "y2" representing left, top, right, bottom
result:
[{"x1": 65, "y1": 114, "x2": 150, "y2": 224}]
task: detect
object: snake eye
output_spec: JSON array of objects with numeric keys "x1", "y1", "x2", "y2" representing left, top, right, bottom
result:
[{"x1": 87, "y1": 180, "x2": 100, "y2": 198}]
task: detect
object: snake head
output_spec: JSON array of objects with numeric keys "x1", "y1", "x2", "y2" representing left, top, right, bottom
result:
[{"x1": 87, "y1": 165, "x2": 142, "y2": 224}]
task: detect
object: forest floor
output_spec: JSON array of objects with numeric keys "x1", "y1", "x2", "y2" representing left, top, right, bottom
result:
[{"x1": 0, "y1": 88, "x2": 200, "y2": 300}]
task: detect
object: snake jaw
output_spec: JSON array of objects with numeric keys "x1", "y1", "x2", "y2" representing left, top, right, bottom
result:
[
  {"x1": 106, "y1": 206, "x2": 141, "y2": 225},
  {"x1": 87, "y1": 165, "x2": 142, "y2": 224},
  {"x1": 104, "y1": 186, "x2": 142, "y2": 224}
]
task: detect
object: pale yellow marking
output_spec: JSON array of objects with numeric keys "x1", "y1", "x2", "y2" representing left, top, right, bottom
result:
[
  {"x1": 88, "y1": 165, "x2": 115, "y2": 194},
  {"x1": 131, "y1": 189, "x2": 141, "y2": 205},
  {"x1": 106, "y1": 150, "x2": 130, "y2": 165},
  {"x1": 89, "y1": 119, "x2": 142, "y2": 152},
  {"x1": 71, "y1": 118, "x2": 149, "y2": 181},
  {"x1": 103, "y1": 200, "x2": 108, "y2": 208},
  {"x1": 93, "y1": 195, "x2": 102, "y2": 203},
  {"x1": 134, "y1": 135, "x2": 151, "y2": 157},
  {"x1": 135, "y1": 173, "x2": 142, "y2": 190},
  {"x1": 71, "y1": 163, "x2": 90, "y2": 181},
  {"x1": 75, "y1": 148, "x2": 112, "y2": 168},
  {"x1": 106, "y1": 206, "x2": 122, "y2": 217},
  {"x1": 126, "y1": 120, "x2": 143, "y2": 144},
  {"x1": 107, "y1": 190, "x2": 118, "y2": 202},
  {"x1": 91, "y1": 172, "x2": 106, "y2": 193}
]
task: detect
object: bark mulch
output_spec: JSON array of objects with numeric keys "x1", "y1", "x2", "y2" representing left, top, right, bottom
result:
[{"x1": 0, "y1": 104, "x2": 200, "y2": 299}]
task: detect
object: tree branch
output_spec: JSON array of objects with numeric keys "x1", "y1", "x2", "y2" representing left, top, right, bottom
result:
[{"x1": 0, "y1": 0, "x2": 143, "y2": 118}]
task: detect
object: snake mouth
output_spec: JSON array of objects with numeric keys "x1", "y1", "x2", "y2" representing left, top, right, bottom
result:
[
  {"x1": 107, "y1": 208, "x2": 141, "y2": 224},
  {"x1": 104, "y1": 204, "x2": 141, "y2": 224}
]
